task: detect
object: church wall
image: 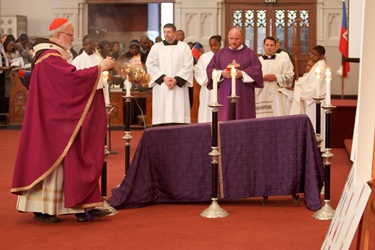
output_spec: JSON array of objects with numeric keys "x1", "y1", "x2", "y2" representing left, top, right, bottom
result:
[{"x1": 0, "y1": 0, "x2": 358, "y2": 96}]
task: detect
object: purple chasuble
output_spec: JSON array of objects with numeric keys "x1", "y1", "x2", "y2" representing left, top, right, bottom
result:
[
  {"x1": 11, "y1": 48, "x2": 107, "y2": 208},
  {"x1": 207, "y1": 46, "x2": 264, "y2": 121}
]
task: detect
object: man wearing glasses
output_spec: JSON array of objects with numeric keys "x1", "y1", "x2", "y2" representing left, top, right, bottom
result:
[{"x1": 11, "y1": 18, "x2": 115, "y2": 223}]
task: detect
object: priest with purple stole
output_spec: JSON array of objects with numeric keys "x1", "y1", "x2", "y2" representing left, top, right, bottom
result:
[
  {"x1": 11, "y1": 18, "x2": 115, "y2": 223},
  {"x1": 206, "y1": 27, "x2": 264, "y2": 121}
]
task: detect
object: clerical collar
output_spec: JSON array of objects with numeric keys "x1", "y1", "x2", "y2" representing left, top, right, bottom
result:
[
  {"x1": 262, "y1": 54, "x2": 276, "y2": 60},
  {"x1": 163, "y1": 39, "x2": 178, "y2": 46}
]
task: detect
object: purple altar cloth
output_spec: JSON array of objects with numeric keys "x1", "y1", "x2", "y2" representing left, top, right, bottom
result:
[{"x1": 108, "y1": 115, "x2": 324, "y2": 211}]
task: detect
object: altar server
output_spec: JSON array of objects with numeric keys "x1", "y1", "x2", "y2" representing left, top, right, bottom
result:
[{"x1": 146, "y1": 23, "x2": 193, "y2": 126}]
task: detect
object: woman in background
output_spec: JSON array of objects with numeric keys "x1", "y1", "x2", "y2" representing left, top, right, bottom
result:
[{"x1": 193, "y1": 35, "x2": 222, "y2": 123}]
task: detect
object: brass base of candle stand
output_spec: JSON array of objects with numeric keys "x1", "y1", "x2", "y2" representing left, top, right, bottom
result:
[
  {"x1": 200, "y1": 198, "x2": 229, "y2": 218},
  {"x1": 313, "y1": 200, "x2": 335, "y2": 220}
]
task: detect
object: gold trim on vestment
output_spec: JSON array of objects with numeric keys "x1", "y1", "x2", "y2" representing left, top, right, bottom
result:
[
  {"x1": 34, "y1": 52, "x2": 63, "y2": 65},
  {"x1": 74, "y1": 201, "x2": 105, "y2": 209},
  {"x1": 11, "y1": 64, "x2": 102, "y2": 207}
]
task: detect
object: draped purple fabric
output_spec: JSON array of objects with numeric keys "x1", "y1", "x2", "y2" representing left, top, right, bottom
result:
[{"x1": 108, "y1": 115, "x2": 324, "y2": 211}]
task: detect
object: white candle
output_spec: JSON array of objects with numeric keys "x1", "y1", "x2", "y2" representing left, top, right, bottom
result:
[
  {"x1": 102, "y1": 71, "x2": 110, "y2": 105},
  {"x1": 126, "y1": 76, "x2": 131, "y2": 97},
  {"x1": 231, "y1": 66, "x2": 236, "y2": 97},
  {"x1": 325, "y1": 67, "x2": 332, "y2": 105},
  {"x1": 212, "y1": 69, "x2": 218, "y2": 104},
  {"x1": 315, "y1": 67, "x2": 321, "y2": 97},
  {"x1": 103, "y1": 71, "x2": 109, "y2": 81}
]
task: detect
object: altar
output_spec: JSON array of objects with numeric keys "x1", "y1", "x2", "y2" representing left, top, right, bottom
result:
[{"x1": 108, "y1": 115, "x2": 325, "y2": 211}]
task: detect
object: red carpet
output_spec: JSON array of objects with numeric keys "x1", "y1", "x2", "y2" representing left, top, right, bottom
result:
[{"x1": 0, "y1": 129, "x2": 373, "y2": 250}]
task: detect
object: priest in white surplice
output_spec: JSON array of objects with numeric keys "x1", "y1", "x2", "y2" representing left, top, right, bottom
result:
[
  {"x1": 72, "y1": 34, "x2": 109, "y2": 105},
  {"x1": 255, "y1": 36, "x2": 294, "y2": 118},
  {"x1": 146, "y1": 23, "x2": 193, "y2": 126}
]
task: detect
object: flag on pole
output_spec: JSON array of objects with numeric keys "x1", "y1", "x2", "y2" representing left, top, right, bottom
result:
[
  {"x1": 339, "y1": 0, "x2": 350, "y2": 77},
  {"x1": 191, "y1": 42, "x2": 201, "y2": 63}
]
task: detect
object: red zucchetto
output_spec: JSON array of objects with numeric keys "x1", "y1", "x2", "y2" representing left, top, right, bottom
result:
[{"x1": 49, "y1": 18, "x2": 69, "y2": 31}]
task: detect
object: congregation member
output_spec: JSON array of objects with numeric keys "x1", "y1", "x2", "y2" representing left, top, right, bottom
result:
[
  {"x1": 119, "y1": 39, "x2": 148, "y2": 124},
  {"x1": 11, "y1": 18, "x2": 115, "y2": 223},
  {"x1": 194, "y1": 35, "x2": 222, "y2": 123},
  {"x1": 255, "y1": 36, "x2": 294, "y2": 118},
  {"x1": 110, "y1": 41, "x2": 120, "y2": 60},
  {"x1": 206, "y1": 27, "x2": 264, "y2": 121},
  {"x1": 139, "y1": 35, "x2": 151, "y2": 58},
  {"x1": 2, "y1": 36, "x2": 21, "y2": 118},
  {"x1": 290, "y1": 45, "x2": 327, "y2": 130},
  {"x1": 0, "y1": 36, "x2": 11, "y2": 124},
  {"x1": 119, "y1": 39, "x2": 147, "y2": 69},
  {"x1": 146, "y1": 23, "x2": 193, "y2": 126},
  {"x1": 14, "y1": 33, "x2": 32, "y2": 65},
  {"x1": 98, "y1": 39, "x2": 111, "y2": 59}
]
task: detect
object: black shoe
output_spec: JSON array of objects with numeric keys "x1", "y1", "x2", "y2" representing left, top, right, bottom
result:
[
  {"x1": 75, "y1": 208, "x2": 111, "y2": 222},
  {"x1": 33, "y1": 212, "x2": 61, "y2": 223}
]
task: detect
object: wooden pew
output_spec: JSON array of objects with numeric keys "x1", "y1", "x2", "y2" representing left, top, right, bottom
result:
[{"x1": 9, "y1": 71, "x2": 28, "y2": 125}]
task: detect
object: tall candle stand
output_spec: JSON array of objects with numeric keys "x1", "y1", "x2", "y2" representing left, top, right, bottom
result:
[
  {"x1": 313, "y1": 104, "x2": 336, "y2": 220},
  {"x1": 101, "y1": 100, "x2": 115, "y2": 198},
  {"x1": 123, "y1": 96, "x2": 133, "y2": 175},
  {"x1": 228, "y1": 95, "x2": 240, "y2": 120},
  {"x1": 98, "y1": 140, "x2": 118, "y2": 215},
  {"x1": 106, "y1": 79, "x2": 118, "y2": 155},
  {"x1": 312, "y1": 96, "x2": 324, "y2": 148},
  {"x1": 122, "y1": 80, "x2": 133, "y2": 174},
  {"x1": 101, "y1": 137, "x2": 110, "y2": 199},
  {"x1": 201, "y1": 102, "x2": 229, "y2": 218}
]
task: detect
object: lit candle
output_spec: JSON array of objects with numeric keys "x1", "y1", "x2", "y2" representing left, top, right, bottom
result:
[
  {"x1": 103, "y1": 71, "x2": 109, "y2": 83},
  {"x1": 126, "y1": 76, "x2": 131, "y2": 97},
  {"x1": 315, "y1": 67, "x2": 321, "y2": 97},
  {"x1": 325, "y1": 67, "x2": 332, "y2": 105},
  {"x1": 212, "y1": 69, "x2": 218, "y2": 104},
  {"x1": 231, "y1": 66, "x2": 236, "y2": 97}
]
